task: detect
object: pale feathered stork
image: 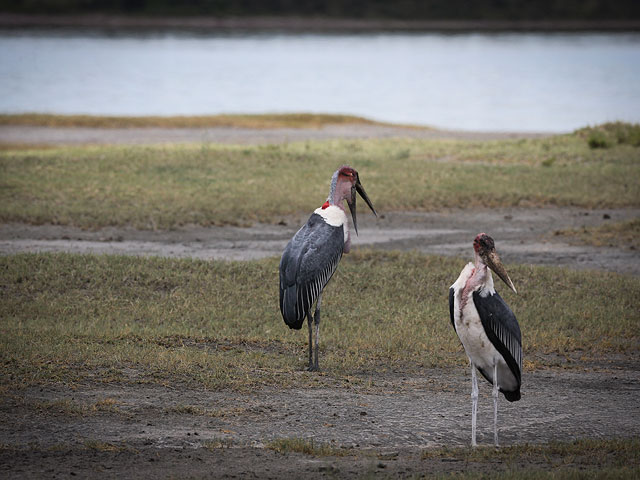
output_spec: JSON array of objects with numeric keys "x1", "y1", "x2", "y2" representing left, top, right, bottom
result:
[
  {"x1": 279, "y1": 166, "x2": 377, "y2": 371},
  {"x1": 449, "y1": 233, "x2": 522, "y2": 447}
]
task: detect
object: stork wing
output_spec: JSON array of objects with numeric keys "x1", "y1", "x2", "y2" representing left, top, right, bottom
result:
[
  {"x1": 472, "y1": 290, "x2": 522, "y2": 385},
  {"x1": 279, "y1": 213, "x2": 344, "y2": 329}
]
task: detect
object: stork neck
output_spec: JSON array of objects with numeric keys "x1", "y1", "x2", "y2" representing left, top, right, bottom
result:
[
  {"x1": 461, "y1": 254, "x2": 489, "y2": 301},
  {"x1": 326, "y1": 170, "x2": 350, "y2": 211},
  {"x1": 473, "y1": 252, "x2": 489, "y2": 283},
  {"x1": 459, "y1": 253, "x2": 493, "y2": 312}
]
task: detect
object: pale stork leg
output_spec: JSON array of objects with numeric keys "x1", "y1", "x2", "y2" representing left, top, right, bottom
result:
[
  {"x1": 471, "y1": 361, "x2": 478, "y2": 447},
  {"x1": 312, "y1": 293, "x2": 322, "y2": 371},
  {"x1": 492, "y1": 363, "x2": 499, "y2": 447}
]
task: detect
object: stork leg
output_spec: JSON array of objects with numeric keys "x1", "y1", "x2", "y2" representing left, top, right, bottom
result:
[
  {"x1": 312, "y1": 293, "x2": 322, "y2": 371},
  {"x1": 306, "y1": 314, "x2": 314, "y2": 371},
  {"x1": 492, "y1": 363, "x2": 499, "y2": 447},
  {"x1": 471, "y1": 361, "x2": 478, "y2": 447}
]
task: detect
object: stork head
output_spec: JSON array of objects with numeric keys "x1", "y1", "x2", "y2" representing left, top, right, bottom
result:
[
  {"x1": 336, "y1": 166, "x2": 377, "y2": 235},
  {"x1": 473, "y1": 233, "x2": 517, "y2": 294}
]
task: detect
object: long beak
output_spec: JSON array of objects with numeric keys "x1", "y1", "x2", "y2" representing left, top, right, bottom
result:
[
  {"x1": 485, "y1": 249, "x2": 517, "y2": 294},
  {"x1": 348, "y1": 175, "x2": 377, "y2": 236}
]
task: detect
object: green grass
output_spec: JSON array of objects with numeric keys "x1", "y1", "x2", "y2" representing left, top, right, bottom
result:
[
  {"x1": 552, "y1": 218, "x2": 640, "y2": 250},
  {"x1": 0, "y1": 251, "x2": 637, "y2": 390},
  {"x1": 1, "y1": 129, "x2": 639, "y2": 228},
  {"x1": 0, "y1": 113, "x2": 386, "y2": 129}
]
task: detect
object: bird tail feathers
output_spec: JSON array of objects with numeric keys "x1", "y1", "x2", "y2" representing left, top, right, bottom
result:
[
  {"x1": 280, "y1": 285, "x2": 305, "y2": 330},
  {"x1": 503, "y1": 389, "x2": 521, "y2": 402}
]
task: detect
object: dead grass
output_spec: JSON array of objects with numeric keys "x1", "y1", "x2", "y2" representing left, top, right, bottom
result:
[
  {"x1": 83, "y1": 440, "x2": 134, "y2": 453},
  {"x1": 266, "y1": 437, "x2": 352, "y2": 456},
  {"x1": 26, "y1": 397, "x2": 123, "y2": 416},
  {"x1": 166, "y1": 404, "x2": 248, "y2": 418}
]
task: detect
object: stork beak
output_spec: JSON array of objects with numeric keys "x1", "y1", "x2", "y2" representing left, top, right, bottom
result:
[
  {"x1": 485, "y1": 249, "x2": 517, "y2": 294},
  {"x1": 348, "y1": 174, "x2": 377, "y2": 236}
]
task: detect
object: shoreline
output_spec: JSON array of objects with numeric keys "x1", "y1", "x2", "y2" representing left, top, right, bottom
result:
[
  {"x1": 2, "y1": 14, "x2": 640, "y2": 32},
  {"x1": 0, "y1": 124, "x2": 553, "y2": 146}
]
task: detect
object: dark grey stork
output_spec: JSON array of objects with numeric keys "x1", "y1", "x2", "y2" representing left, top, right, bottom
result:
[
  {"x1": 279, "y1": 166, "x2": 377, "y2": 371},
  {"x1": 449, "y1": 233, "x2": 522, "y2": 447}
]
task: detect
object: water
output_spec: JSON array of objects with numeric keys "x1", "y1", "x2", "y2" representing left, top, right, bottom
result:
[{"x1": 1, "y1": 30, "x2": 639, "y2": 132}]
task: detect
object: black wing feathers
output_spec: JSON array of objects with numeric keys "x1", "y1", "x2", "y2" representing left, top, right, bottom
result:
[
  {"x1": 473, "y1": 290, "x2": 522, "y2": 391},
  {"x1": 279, "y1": 213, "x2": 344, "y2": 329}
]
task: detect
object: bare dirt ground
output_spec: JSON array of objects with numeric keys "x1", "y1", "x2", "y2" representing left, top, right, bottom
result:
[
  {"x1": 2, "y1": 359, "x2": 639, "y2": 479},
  {"x1": 1, "y1": 207, "x2": 638, "y2": 275},
  {"x1": 1, "y1": 125, "x2": 639, "y2": 478}
]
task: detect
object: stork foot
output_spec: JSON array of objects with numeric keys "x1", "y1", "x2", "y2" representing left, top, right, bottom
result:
[{"x1": 306, "y1": 364, "x2": 320, "y2": 372}]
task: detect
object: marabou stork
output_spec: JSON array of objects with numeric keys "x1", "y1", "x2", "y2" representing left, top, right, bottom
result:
[
  {"x1": 449, "y1": 233, "x2": 522, "y2": 447},
  {"x1": 279, "y1": 166, "x2": 377, "y2": 371}
]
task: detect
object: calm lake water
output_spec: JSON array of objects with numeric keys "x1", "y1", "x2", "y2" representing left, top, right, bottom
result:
[{"x1": 1, "y1": 30, "x2": 639, "y2": 132}]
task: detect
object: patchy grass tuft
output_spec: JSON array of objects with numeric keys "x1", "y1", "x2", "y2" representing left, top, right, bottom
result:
[
  {"x1": 83, "y1": 440, "x2": 133, "y2": 452},
  {"x1": 266, "y1": 437, "x2": 351, "y2": 456},
  {"x1": 27, "y1": 397, "x2": 123, "y2": 416}
]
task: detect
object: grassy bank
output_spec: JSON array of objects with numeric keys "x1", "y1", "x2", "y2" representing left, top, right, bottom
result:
[
  {"x1": 1, "y1": 251, "x2": 637, "y2": 390},
  {"x1": 0, "y1": 113, "x2": 387, "y2": 129},
  {"x1": 1, "y1": 130, "x2": 638, "y2": 229}
]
